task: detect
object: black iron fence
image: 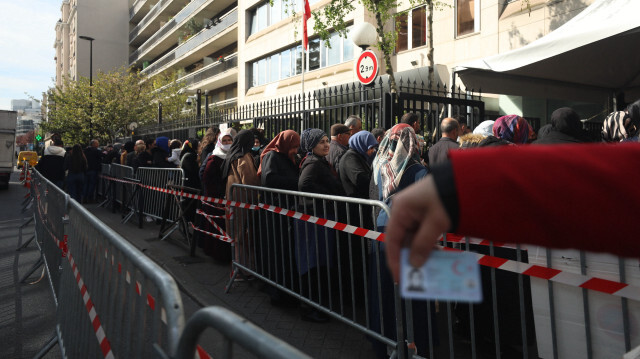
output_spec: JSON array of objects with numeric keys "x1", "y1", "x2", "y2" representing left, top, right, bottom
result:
[{"x1": 133, "y1": 77, "x2": 485, "y2": 142}]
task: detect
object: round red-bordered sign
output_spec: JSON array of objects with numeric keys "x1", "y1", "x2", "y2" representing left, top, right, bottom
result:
[{"x1": 355, "y1": 50, "x2": 378, "y2": 85}]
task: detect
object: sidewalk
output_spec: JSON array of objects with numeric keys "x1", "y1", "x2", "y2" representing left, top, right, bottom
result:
[{"x1": 88, "y1": 202, "x2": 377, "y2": 358}]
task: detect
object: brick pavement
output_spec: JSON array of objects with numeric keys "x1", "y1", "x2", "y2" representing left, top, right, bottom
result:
[{"x1": 90, "y1": 203, "x2": 378, "y2": 358}]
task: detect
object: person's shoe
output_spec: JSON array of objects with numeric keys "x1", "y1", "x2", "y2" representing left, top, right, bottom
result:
[{"x1": 301, "y1": 308, "x2": 330, "y2": 323}]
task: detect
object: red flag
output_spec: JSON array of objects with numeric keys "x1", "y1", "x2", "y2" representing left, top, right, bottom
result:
[{"x1": 303, "y1": 0, "x2": 311, "y2": 50}]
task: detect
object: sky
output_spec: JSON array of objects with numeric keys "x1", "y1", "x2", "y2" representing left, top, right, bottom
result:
[{"x1": 0, "y1": 0, "x2": 60, "y2": 110}]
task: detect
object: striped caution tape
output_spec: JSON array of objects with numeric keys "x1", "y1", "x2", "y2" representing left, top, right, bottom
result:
[
  {"x1": 196, "y1": 209, "x2": 231, "y2": 240},
  {"x1": 99, "y1": 175, "x2": 640, "y2": 300},
  {"x1": 439, "y1": 246, "x2": 640, "y2": 301},
  {"x1": 441, "y1": 233, "x2": 518, "y2": 250},
  {"x1": 190, "y1": 222, "x2": 234, "y2": 243}
]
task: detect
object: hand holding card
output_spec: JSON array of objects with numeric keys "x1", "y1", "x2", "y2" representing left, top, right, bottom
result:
[{"x1": 400, "y1": 248, "x2": 482, "y2": 302}]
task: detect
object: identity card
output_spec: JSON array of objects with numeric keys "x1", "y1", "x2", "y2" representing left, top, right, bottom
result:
[{"x1": 400, "y1": 248, "x2": 482, "y2": 302}]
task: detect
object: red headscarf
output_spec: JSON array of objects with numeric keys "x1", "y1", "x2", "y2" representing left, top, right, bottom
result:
[{"x1": 257, "y1": 130, "x2": 301, "y2": 177}]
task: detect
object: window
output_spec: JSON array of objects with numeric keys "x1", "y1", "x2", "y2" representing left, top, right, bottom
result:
[
  {"x1": 456, "y1": 0, "x2": 479, "y2": 37},
  {"x1": 395, "y1": 7, "x2": 427, "y2": 53},
  {"x1": 249, "y1": 28, "x2": 355, "y2": 88},
  {"x1": 249, "y1": 0, "x2": 321, "y2": 35}
]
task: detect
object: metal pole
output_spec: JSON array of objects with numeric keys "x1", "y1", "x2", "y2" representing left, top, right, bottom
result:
[{"x1": 79, "y1": 36, "x2": 94, "y2": 142}]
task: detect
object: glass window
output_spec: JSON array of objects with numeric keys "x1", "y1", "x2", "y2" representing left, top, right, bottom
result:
[
  {"x1": 258, "y1": 58, "x2": 267, "y2": 85},
  {"x1": 320, "y1": 39, "x2": 327, "y2": 68},
  {"x1": 396, "y1": 13, "x2": 408, "y2": 52},
  {"x1": 456, "y1": 0, "x2": 475, "y2": 36},
  {"x1": 256, "y1": 4, "x2": 267, "y2": 33},
  {"x1": 252, "y1": 62, "x2": 258, "y2": 87},
  {"x1": 271, "y1": 0, "x2": 282, "y2": 24},
  {"x1": 327, "y1": 32, "x2": 340, "y2": 66},
  {"x1": 308, "y1": 38, "x2": 321, "y2": 71},
  {"x1": 281, "y1": 49, "x2": 291, "y2": 78},
  {"x1": 295, "y1": 45, "x2": 303, "y2": 75},
  {"x1": 270, "y1": 53, "x2": 280, "y2": 82},
  {"x1": 343, "y1": 32, "x2": 354, "y2": 61},
  {"x1": 412, "y1": 7, "x2": 426, "y2": 48}
]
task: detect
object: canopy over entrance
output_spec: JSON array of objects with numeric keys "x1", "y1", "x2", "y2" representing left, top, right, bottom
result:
[{"x1": 456, "y1": 0, "x2": 640, "y2": 104}]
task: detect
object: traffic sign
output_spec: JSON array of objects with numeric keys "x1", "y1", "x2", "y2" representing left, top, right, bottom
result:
[{"x1": 354, "y1": 50, "x2": 378, "y2": 85}]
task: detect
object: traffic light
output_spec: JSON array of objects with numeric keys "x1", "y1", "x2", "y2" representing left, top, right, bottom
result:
[{"x1": 35, "y1": 134, "x2": 42, "y2": 141}]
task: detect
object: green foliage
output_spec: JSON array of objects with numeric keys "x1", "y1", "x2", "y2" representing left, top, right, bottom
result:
[{"x1": 43, "y1": 66, "x2": 187, "y2": 145}]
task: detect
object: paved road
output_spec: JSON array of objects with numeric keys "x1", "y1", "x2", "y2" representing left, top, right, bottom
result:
[{"x1": 0, "y1": 170, "x2": 60, "y2": 359}]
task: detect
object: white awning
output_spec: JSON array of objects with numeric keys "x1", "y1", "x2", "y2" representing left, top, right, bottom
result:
[{"x1": 456, "y1": 0, "x2": 640, "y2": 103}]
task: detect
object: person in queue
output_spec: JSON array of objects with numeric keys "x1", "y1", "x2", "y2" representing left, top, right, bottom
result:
[
  {"x1": 64, "y1": 144, "x2": 88, "y2": 202},
  {"x1": 492, "y1": 115, "x2": 531, "y2": 145},
  {"x1": 345, "y1": 115, "x2": 363, "y2": 135},
  {"x1": 371, "y1": 128, "x2": 386, "y2": 144},
  {"x1": 198, "y1": 126, "x2": 220, "y2": 165},
  {"x1": 121, "y1": 141, "x2": 135, "y2": 166},
  {"x1": 427, "y1": 117, "x2": 460, "y2": 166},
  {"x1": 602, "y1": 99, "x2": 640, "y2": 142},
  {"x1": 83, "y1": 139, "x2": 102, "y2": 202},
  {"x1": 384, "y1": 141, "x2": 640, "y2": 285},
  {"x1": 256, "y1": 130, "x2": 301, "y2": 306},
  {"x1": 152, "y1": 136, "x2": 173, "y2": 168},
  {"x1": 534, "y1": 107, "x2": 591, "y2": 144},
  {"x1": 36, "y1": 135, "x2": 66, "y2": 188},
  {"x1": 131, "y1": 139, "x2": 145, "y2": 171},
  {"x1": 370, "y1": 123, "x2": 434, "y2": 358},
  {"x1": 296, "y1": 128, "x2": 344, "y2": 323},
  {"x1": 135, "y1": 138, "x2": 154, "y2": 169},
  {"x1": 328, "y1": 123, "x2": 350, "y2": 174},
  {"x1": 179, "y1": 139, "x2": 201, "y2": 190},
  {"x1": 167, "y1": 139, "x2": 183, "y2": 167},
  {"x1": 339, "y1": 130, "x2": 378, "y2": 199},
  {"x1": 223, "y1": 129, "x2": 261, "y2": 271},
  {"x1": 201, "y1": 127, "x2": 236, "y2": 261}
]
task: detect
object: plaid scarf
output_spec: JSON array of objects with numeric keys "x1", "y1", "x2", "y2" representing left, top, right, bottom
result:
[{"x1": 373, "y1": 124, "x2": 421, "y2": 200}]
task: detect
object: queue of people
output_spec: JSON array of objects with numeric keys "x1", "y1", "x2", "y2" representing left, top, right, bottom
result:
[{"x1": 32, "y1": 100, "x2": 639, "y2": 357}]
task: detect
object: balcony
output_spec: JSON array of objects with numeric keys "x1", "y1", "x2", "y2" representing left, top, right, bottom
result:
[
  {"x1": 129, "y1": 0, "x2": 160, "y2": 22},
  {"x1": 139, "y1": 8, "x2": 237, "y2": 76},
  {"x1": 181, "y1": 53, "x2": 238, "y2": 92},
  {"x1": 129, "y1": 0, "x2": 187, "y2": 45}
]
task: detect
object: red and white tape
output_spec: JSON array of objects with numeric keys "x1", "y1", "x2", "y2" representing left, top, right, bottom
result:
[
  {"x1": 190, "y1": 222, "x2": 234, "y2": 243},
  {"x1": 196, "y1": 209, "x2": 231, "y2": 239}
]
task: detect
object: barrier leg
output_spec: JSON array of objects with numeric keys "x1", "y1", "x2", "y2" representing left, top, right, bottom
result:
[
  {"x1": 16, "y1": 234, "x2": 36, "y2": 251},
  {"x1": 32, "y1": 333, "x2": 59, "y2": 359},
  {"x1": 20, "y1": 256, "x2": 44, "y2": 283}
]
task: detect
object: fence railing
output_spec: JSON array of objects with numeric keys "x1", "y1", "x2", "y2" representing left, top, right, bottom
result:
[{"x1": 29, "y1": 168, "x2": 309, "y2": 359}]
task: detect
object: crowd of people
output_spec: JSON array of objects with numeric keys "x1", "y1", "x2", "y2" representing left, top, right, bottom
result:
[{"x1": 32, "y1": 100, "x2": 640, "y2": 357}]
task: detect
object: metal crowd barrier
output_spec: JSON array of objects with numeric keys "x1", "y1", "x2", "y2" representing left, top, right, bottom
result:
[
  {"x1": 225, "y1": 184, "x2": 640, "y2": 359},
  {"x1": 226, "y1": 184, "x2": 406, "y2": 358},
  {"x1": 175, "y1": 306, "x2": 311, "y2": 359},
  {"x1": 97, "y1": 163, "x2": 110, "y2": 198},
  {"x1": 110, "y1": 163, "x2": 135, "y2": 209},
  {"x1": 28, "y1": 168, "x2": 309, "y2": 359},
  {"x1": 136, "y1": 167, "x2": 185, "y2": 221}
]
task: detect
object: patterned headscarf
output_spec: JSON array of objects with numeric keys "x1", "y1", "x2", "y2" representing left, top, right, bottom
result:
[
  {"x1": 602, "y1": 111, "x2": 632, "y2": 142},
  {"x1": 493, "y1": 115, "x2": 531, "y2": 144},
  {"x1": 257, "y1": 130, "x2": 301, "y2": 176},
  {"x1": 373, "y1": 124, "x2": 422, "y2": 200},
  {"x1": 300, "y1": 128, "x2": 327, "y2": 154}
]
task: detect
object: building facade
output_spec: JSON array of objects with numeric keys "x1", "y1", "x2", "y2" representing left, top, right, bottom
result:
[
  {"x1": 54, "y1": 0, "x2": 130, "y2": 88},
  {"x1": 11, "y1": 99, "x2": 42, "y2": 137},
  {"x1": 124, "y1": 0, "x2": 596, "y2": 126}
]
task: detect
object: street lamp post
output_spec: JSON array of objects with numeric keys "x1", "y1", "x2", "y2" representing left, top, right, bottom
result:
[{"x1": 79, "y1": 35, "x2": 94, "y2": 142}]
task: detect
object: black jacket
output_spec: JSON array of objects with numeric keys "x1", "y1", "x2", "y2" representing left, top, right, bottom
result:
[
  {"x1": 84, "y1": 146, "x2": 103, "y2": 171},
  {"x1": 36, "y1": 154, "x2": 66, "y2": 184},
  {"x1": 327, "y1": 140, "x2": 348, "y2": 174},
  {"x1": 260, "y1": 151, "x2": 299, "y2": 191},
  {"x1": 339, "y1": 148, "x2": 372, "y2": 199},
  {"x1": 180, "y1": 152, "x2": 201, "y2": 190},
  {"x1": 151, "y1": 147, "x2": 173, "y2": 168},
  {"x1": 299, "y1": 154, "x2": 344, "y2": 196},
  {"x1": 427, "y1": 137, "x2": 459, "y2": 166},
  {"x1": 136, "y1": 151, "x2": 153, "y2": 169}
]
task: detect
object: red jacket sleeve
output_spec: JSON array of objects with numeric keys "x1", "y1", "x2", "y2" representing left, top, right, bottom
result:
[{"x1": 448, "y1": 143, "x2": 640, "y2": 258}]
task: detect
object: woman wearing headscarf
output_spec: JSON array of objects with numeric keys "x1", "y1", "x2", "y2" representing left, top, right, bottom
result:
[
  {"x1": 339, "y1": 131, "x2": 378, "y2": 198},
  {"x1": 295, "y1": 128, "x2": 344, "y2": 322},
  {"x1": 369, "y1": 123, "x2": 435, "y2": 358},
  {"x1": 200, "y1": 128, "x2": 236, "y2": 261},
  {"x1": 223, "y1": 129, "x2": 261, "y2": 270},
  {"x1": 152, "y1": 136, "x2": 173, "y2": 168},
  {"x1": 492, "y1": 115, "x2": 532, "y2": 145},
  {"x1": 256, "y1": 130, "x2": 301, "y2": 305},
  {"x1": 602, "y1": 99, "x2": 640, "y2": 142},
  {"x1": 535, "y1": 107, "x2": 591, "y2": 144}
]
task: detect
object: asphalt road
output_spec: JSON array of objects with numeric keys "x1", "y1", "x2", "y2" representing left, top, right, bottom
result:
[{"x1": 0, "y1": 169, "x2": 60, "y2": 359}]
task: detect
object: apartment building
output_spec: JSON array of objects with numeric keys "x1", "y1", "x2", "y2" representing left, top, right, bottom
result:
[
  {"x1": 54, "y1": 0, "x2": 129, "y2": 88},
  {"x1": 123, "y1": 0, "x2": 599, "y2": 124}
]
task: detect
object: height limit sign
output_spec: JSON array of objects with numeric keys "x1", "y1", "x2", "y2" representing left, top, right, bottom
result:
[{"x1": 355, "y1": 50, "x2": 378, "y2": 86}]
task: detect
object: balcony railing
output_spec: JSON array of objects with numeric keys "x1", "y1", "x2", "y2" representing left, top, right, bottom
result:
[
  {"x1": 129, "y1": 0, "x2": 149, "y2": 20},
  {"x1": 129, "y1": 0, "x2": 175, "y2": 42},
  {"x1": 180, "y1": 53, "x2": 238, "y2": 87},
  {"x1": 138, "y1": 8, "x2": 237, "y2": 74}
]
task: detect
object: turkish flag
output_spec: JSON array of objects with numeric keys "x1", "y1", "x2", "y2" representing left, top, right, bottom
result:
[{"x1": 303, "y1": 0, "x2": 311, "y2": 50}]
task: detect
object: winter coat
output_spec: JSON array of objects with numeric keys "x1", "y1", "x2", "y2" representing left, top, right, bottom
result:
[
  {"x1": 180, "y1": 152, "x2": 201, "y2": 190},
  {"x1": 427, "y1": 137, "x2": 459, "y2": 166},
  {"x1": 84, "y1": 146, "x2": 102, "y2": 172},
  {"x1": 260, "y1": 151, "x2": 298, "y2": 190},
  {"x1": 225, "y1": 152, "x2": 260, "y2": 200},
  {"x1": 299, "y1": 153, "x2": 344, "y2": 199},
  {"x1": 36, "y1": 146, "x2": 66, "y2": 184},
  {"x1": 151, "y1": 147, "x2": 173, "y2": 168},
  {"x1": 135, "y1": 151, "x2": 153, "y2": 169},
  {"x1": 327, "y1": 140, "x2": 348, "y2": 174},
  {"x1": 202, "y1": 154, "x2": 225, "y2": 198},
  {"x1": 339, "y1": 148, "x2": 372, "y2": 199}
]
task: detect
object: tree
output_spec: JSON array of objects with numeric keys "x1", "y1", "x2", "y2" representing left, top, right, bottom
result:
[
  {"x1": 43, "y1": 67, "x2": 186, "y2": 145},
  {"x1": 149, "y1": 71, "x2": 189, "y2": 123}
]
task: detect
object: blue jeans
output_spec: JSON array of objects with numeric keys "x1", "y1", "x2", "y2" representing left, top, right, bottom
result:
[
  {"x1": 83, "y1": 170, "x2": 98, "y2": 200},
  {"x1": 66, "y1": 172, "x2": 84, "y2": 202}
]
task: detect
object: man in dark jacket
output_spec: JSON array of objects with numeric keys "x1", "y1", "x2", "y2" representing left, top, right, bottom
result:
[
  {"x1": 135, "y1": 138, "x2": 154, "y2": 169},
  {"x1": 83, "y1": 139, "x2": 102, "y2": 202},
  {"x1": 36, "y1": 136, "x2": 66, "y2": 188},
  {"x1": 328, "y1": 123, "x2": 350, "y2": 174},
  {"x1": 428, "y1": 117, "x2": 460, "y2": 166}
]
